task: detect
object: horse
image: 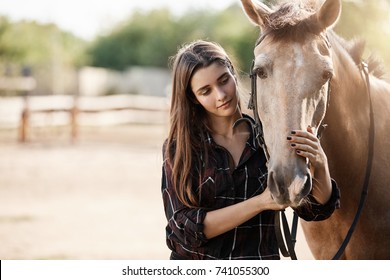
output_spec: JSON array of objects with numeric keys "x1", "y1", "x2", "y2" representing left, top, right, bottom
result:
[{"x1": 240, "y1": 0, "x2": 390, "y2": 259}]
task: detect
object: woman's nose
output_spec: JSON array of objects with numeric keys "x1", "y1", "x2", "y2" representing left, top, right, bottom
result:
[{"x1": 216, "y1": 87, "x2": 227, "y2": 100}]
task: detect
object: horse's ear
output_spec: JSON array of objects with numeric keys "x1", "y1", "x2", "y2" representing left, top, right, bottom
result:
[
  {"x1": 240, "y1": 0, "x2": 273, "y2": 28},
  {"x1": 317, "y1": 0, "x2": 342, "y2": 29}
]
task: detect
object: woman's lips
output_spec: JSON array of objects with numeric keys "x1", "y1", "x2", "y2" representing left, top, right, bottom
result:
[{"x1": 218, "y1": 99, "x2": 232, "y2": 109}]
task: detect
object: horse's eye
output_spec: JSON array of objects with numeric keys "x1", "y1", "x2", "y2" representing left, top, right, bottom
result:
[
  {"x1": 256, "y1": 67, "x2": 268, "y2": 79},
  {"x1": 322, "y1": 70, "x2": 333, "y2": 81}
]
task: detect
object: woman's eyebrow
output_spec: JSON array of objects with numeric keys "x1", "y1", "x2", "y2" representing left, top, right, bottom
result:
[
  {"x1": 195, "y1": 84, "x2": 210, "y2": 94},
  {"x1": 194, "y1": 71, "x2": 229, "y2": 93},
  {"x1": 218, "y1": 72, "x2": 229, "y2": 80}
]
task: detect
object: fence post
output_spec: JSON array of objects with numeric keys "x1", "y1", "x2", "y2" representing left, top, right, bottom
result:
[
  {"x1": 71, "y1": 96, "x2": 78, "y2": 143},
  {"x1": 19, "y1": 96, "x2": 29, "y2": 143},
  {"x1": 18, "y1": 67, "x2": 34, "y2": 143}
]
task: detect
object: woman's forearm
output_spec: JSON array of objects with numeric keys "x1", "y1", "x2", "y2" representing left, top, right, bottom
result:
[
  {"x1": 203, "y1": 189, "x2": 284, "y2": 239},
  {"x1": 203, "y1": 196, "x2": 261, "y2": 239}
]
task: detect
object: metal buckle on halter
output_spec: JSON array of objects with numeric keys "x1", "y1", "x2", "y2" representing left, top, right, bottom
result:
[{"x1": 248, "y1": 94, "x2": 255, "y2": 110}]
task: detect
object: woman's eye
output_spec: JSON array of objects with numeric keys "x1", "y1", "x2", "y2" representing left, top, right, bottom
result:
[
  {"x1": 200, "y1": 89, "x2": 210, "y2": 95},
  {"x1": 256, "y1": 67, "x2": 268, "y2": 79},
  {"x1": 220, "y1": 76, "x2": 229, "y2": 84}
]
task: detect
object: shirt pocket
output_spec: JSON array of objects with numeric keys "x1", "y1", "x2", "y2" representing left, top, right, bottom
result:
[
  {"x1": 199, "y1": 166, "x2": 234, "y2": 207},
  {"x1": 214, "y1": 166, "x2": 235, "y2": 203}
]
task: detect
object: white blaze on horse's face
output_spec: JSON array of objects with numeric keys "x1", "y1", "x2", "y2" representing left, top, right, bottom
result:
[{"x1": 241, "y1": 0, "x2": 341, "y2": 206}]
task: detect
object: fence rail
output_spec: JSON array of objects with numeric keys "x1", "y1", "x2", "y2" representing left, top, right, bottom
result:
[{"x1": 0, "y1": 94, "x2": 169, "y2": 142}]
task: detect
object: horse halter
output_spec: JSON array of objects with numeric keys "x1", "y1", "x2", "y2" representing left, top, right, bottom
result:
[
  {"x1": 247, "y1": 33, "x2": 374, "y2": 260},
  {"x1": 248, "y1": 59, "x2": 269, "y2": 161}
]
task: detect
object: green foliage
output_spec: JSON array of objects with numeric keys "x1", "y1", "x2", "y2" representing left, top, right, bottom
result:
[
  {"x1": 0, "y1": 16, "x2": 24, "y2": 65},
  {"x1": 0, "y1": 16, "x2": 87, "y2": 75},
  {"x1": 88, "y1": 4, "x2": 259, "y2": 72},
  {"x1": 88, "y1": 9, "x2": 180, "y2": 70}
]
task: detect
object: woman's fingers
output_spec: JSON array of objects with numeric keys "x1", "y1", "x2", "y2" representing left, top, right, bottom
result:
[
  {"x1": 287, "y1": 134, "x2": 318, "y2": 151},
  {"x1": 287, "y1": 126, "x2": 325, "y2": 168}
]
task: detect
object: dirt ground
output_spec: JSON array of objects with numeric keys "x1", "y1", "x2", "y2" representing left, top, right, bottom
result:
[{"x1": 0, "y1": 123, "x2": 313, "y2": 260}]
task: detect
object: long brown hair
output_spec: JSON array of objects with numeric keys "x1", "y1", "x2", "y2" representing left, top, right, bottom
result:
[{"x1": 166, "y1": 40, "x2": 238, "y2": 208}]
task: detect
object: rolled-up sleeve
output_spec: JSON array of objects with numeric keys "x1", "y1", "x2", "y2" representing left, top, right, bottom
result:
[
  {"x1": 161, "y1": 158, "x2": 208, "y2": 247},
  {"x1": 294, "y1": 179, "x2": 341, "y2": 221}
]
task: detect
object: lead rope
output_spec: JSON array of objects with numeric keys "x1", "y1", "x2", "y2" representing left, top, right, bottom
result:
[{"x1": 275, "y1": 210, "x2": 298, "y2": 259}]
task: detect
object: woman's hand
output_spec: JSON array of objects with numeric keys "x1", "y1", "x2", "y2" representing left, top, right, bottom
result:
[
  {"x1": 287, "y1": 126, "x2": 332, "y2": 204},
  {"x1": 257, "y1": 187, "x2": 287, "y2": 211},
  {"x1": 287, "y1": 125, "x2": 328, "y2": 174}
]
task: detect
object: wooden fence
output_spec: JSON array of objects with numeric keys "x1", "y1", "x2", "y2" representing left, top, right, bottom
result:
[{"x1": 13, "y1": 94, "x2": 169, "y2": 143}]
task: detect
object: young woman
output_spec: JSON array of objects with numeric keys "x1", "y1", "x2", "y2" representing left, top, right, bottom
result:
[{"x1": 161, "y1": 40, "x2": 340, "y2": 260}]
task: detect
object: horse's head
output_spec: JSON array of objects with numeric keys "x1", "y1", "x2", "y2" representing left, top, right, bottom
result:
[{"x1": 241, "y1": 0, "x2": 341, "y2": 206}]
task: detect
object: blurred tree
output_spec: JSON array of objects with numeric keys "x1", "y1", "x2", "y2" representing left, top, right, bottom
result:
[
  {"x1": 0, "y1": 16, "x2": 25, "y2": 70},
  {"x1": 0, "y1": 17, "x2": 87, "y2": 71},
  {"x1": 88, "y1": 5, "x2": 258, "y2": 72},
  {"x1": 88, "y1": 9, "x2": 179, "y2": 70}
]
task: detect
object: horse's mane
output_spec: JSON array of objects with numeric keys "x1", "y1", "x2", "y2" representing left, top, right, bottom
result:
[
  {"x1": 329, "y1": 31, "x2": 387, "y2": 78},
  {"x1": 262, "y1": 0, "x2": 386, "y2": 78}
]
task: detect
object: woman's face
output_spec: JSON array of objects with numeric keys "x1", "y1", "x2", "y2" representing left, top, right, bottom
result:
[{"x1": 190, "y1": 62, "x2": 239, "y2": 119}]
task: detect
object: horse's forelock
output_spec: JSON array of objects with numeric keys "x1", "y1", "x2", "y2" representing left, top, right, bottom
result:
[
  {"x1": 259, "y1": 1, "x2": 322, "y2": 43},
  {"x1": 268, "y1": 1, "x2": 315, "y2": 29}
]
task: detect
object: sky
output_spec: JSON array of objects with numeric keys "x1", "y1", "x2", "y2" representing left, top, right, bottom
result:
[{"x1": 0, "y1": 0, "x2": 237, "y2": 40}]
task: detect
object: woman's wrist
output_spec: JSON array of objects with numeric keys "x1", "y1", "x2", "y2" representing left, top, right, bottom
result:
[{"x1": 312, "y1": 165, "x2": 332, "y2": 205}]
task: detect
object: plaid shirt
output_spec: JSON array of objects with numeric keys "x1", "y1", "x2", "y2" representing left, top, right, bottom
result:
[{"x1": 161, "y1": 115, "x2": 340, "y2": 260}]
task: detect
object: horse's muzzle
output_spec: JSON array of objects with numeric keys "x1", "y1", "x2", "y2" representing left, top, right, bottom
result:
[{"x1": 268, "y1": 169, "x2": 312, "y2": 207}]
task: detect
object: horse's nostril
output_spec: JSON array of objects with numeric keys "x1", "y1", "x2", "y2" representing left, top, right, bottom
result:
[
  {"x1": 268, "y1": 169, "x2": 311, "y2": 206},
  {"x1": 268, "y1": 170, "x2": 287, "y2": 201}
]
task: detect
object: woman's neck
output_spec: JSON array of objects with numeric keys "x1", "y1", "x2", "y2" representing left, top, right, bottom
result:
[
  {"x1": 208, "y1": 111, "x2": 250, "y2": 168},
  {"x1": 208, "y1": 111, "x2": 244, "y2": 139}
]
